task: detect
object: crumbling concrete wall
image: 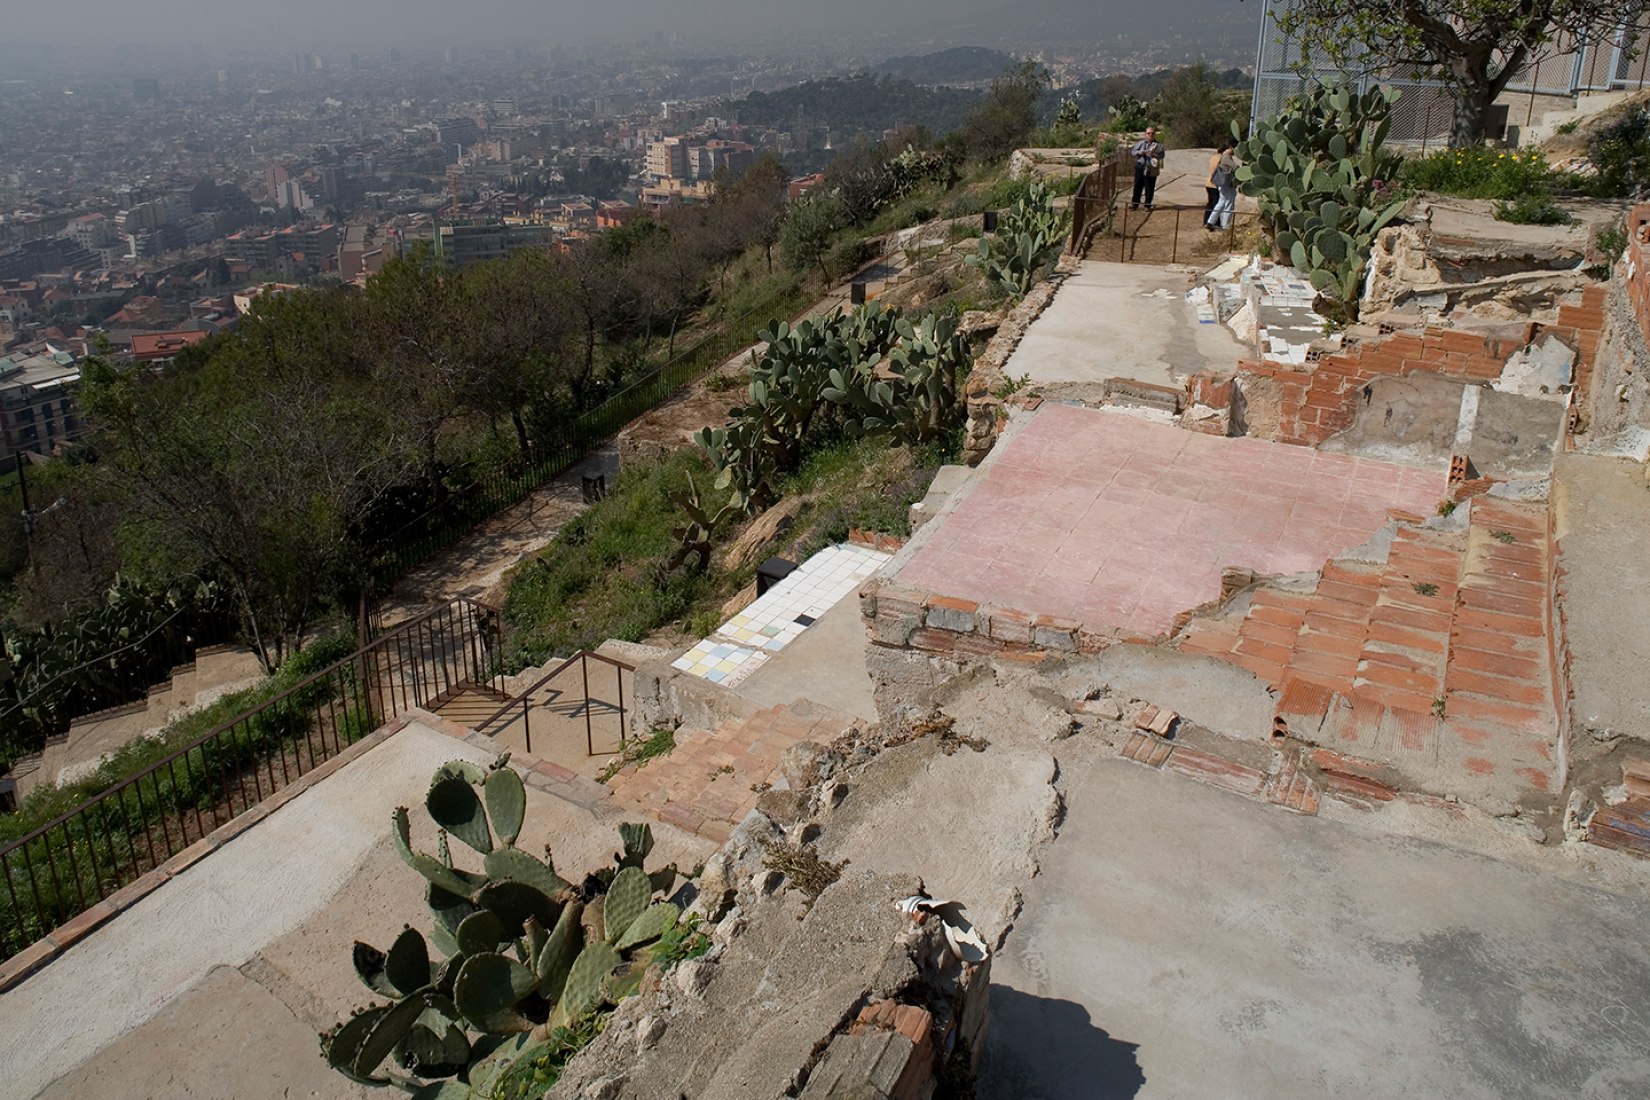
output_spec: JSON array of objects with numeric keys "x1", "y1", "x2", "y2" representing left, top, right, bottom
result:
[{"x1": 1364, "y1": 201, "x2": 1596, "y2": 324}]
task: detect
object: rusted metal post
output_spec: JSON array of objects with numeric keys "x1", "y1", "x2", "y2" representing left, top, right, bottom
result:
[{"x1": 582, "y1": 655, "x2": 594, "y2": 756}]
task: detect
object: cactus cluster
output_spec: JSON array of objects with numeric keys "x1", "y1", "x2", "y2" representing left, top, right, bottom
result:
[
  {"x1": 688, "y1": 304, "x2": 970, "y2": 524},
  {"x1": 1234, "y1": 83, "x2": 1406, "y2": 323},
  {"x1": 966, "y1": 180, "x2": 1069, "y2": 300},
  {"x1": 320, "y1": 756, "x2": 687, "y2": 1097}
]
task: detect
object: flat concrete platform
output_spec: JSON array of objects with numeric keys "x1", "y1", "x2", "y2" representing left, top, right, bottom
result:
[
  {"x1": 894, "y1": 405, "x2": 1443, "y2": 638},
  {"x1": 1005, "y1": 261, "x2": 1246, "y2": 390},
  {"x1": 980, "y1": 755, "x2": 1650, "y2": 1099},
  {"x1": 1555, "y1": 452, "x2": 1650, "y2": 742}
]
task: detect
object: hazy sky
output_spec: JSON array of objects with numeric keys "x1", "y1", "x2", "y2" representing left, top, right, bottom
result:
[{"x1": 9, "y1": 0, "x2": 1007, "y2": 49}]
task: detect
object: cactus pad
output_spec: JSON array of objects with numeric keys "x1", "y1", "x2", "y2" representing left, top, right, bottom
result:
[
  {"x1": 482, "y1": 847, "x2": 567, "y2": 900},
  {"x1": 352, "y1": 941, "x2": 395, "y2": 996},
  {"x1": 456, "y1": 909, "x2": 505, "y2": 955},
  {"x1": 535, "y1": 900, "x2": 585, "y2": 1000},
  {"x1": 323, "y1": 1004, "x2": 388, "y2": 1078},
  {"x1": 383, "y1": 926, "x2": 432, "y2": 996},
  {"x1": 553, "y1": 941, "x2": 621, "y2": 1027},
  {"x1": 392, "y1": 807, "x2": 474, "y2": 897},
  {"x1": 352, "y1": 992, "x2": 429, "y2": 1080},
  {"x1": 475, "y1": 879, "x2": 558, "y2": 938},
  {"x1": 615, "y1": 901, "x2": 681, "y2": 950},
  {"x1": 603, "y1": 866, "x2": 651, "y2": 945},
  {"x1": 426, "y1": 773, "x2": 493, "y2": 855},
  {"x1": 484, "y1": 766, "x2": 526, "y2": 846},
  {"x1": 617, "y1": 821, "x2": 653, "y2": 868},
  {"x1": 453, "y1": 952, "x2": 538, "y2": 1024}
]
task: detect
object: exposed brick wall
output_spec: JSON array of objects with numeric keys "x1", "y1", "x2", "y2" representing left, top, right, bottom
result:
[
  {"x1": 859, "y1": 578, "x2": 1120, "y2": 664},
  {"x1": 1235, "y1": 292, "x2": 1607, "y2": 447},
  {"x1": 1621, "y1": 203, "x2": 1650, "y2": 355}
]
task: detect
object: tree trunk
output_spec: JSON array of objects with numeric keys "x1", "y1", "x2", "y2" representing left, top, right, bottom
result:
[{"x1": 1448, "y1": 53, "x2": 1495, "y2": 148}]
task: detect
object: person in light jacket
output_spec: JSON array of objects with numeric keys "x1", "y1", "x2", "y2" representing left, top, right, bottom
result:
[
  {"x1": 1205, "y1": 141, "x2": 1239, "y2": 230},
  {"x1": 1129, "y1": 127, "x2": 1165, "y2": 211}
]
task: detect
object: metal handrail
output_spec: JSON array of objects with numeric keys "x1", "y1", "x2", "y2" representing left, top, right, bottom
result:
[
  {"x1": 0, "y1": 596, "x2": 501, "y2": 960},
  {"x1": 474, "y1": 650, "x2": 633, "y2": 757},
  {"x1": 1110, "y1": 203, "x2": 1258, "y2": 266},
  {"x1": 1067, "y1": 148, "x2": 1126, "y2": 256}
]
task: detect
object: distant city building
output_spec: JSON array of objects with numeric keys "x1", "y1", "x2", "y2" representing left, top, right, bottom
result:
[
  {"x1": 436, "y1": 117, "x2": 483, "y2": 152},
  {"x1": 0, "y1": 349, "x2": 81, "y2": 464},
  {"x1": 132, "y1": 78, "x2": 160, "y2": 103},
  {"x1": 130, "y1": 329, "x2": 211, "y2": 364},
  {"x1": 645, "y1": 136, "x2": 755, "y2": 183}
]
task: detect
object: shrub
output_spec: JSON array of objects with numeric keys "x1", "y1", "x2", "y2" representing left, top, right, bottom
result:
[
  {"x1": 1493, "y1": 193, "x2": 1574, "y2": 226},
  {"x1": 1585, "y1": 104, "x2": 1650, "y2": 198},
  {"x1": 1399, "y1": 146, "x2": 1560, "y2": 200}
]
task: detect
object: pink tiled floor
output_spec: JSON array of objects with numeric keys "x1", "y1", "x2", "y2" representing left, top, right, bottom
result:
[{"x1": 896, "y1": 406, "x2": 1445, "y2": 637}]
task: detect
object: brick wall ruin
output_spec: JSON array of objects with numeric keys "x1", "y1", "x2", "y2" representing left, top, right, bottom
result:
[{"x1": 1226, "y1": 288, "x2": 1607, "y2": 448}]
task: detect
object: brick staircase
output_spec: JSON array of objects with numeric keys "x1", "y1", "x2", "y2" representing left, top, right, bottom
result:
[
  {"x1": 606, "y1": 700, "x2": 859, "y2": 842},
  {"x1": 1180, "y1": 498, "x2": 1559, "y2": 804}
]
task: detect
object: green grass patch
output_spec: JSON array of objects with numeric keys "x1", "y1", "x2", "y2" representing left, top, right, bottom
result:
[
  {"x1": 503, "y1": 434, "x2": 956, "y2": 670},
  {"x1": 503, "y1": 451, "x2": 745, "y2": 666}
]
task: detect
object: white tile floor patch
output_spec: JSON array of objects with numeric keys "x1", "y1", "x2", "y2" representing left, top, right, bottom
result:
[{"x1": 671, "y1": 542, "x2": 891, "y2": 687}]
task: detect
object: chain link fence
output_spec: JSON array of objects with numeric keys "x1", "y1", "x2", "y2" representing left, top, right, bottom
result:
[{"x1": 1251, "y1": 0, "x2": 1650, "y2": 145}]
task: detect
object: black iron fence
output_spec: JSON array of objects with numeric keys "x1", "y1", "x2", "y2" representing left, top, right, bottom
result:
[
  {"x1": 0, "y1": 597, "x2": 501, "y2": 961},
  {"x1": 474, "y1": 650, "x2": 632, "y2": 758}
]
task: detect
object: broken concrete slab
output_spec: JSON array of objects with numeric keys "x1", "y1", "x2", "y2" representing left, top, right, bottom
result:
[
  {"x1": 1077, "y1": 644, "x2": 1278, "y2": 744},
  {"x1": 816, "y1": 739, "x2": 1060, "y2": 946},
  {"x1": 547, "y1": 871, "x2": 930, "y2": 1100},
  {"x1": 1004, "y1": 262, "x2": 1246, "y2": 393}
]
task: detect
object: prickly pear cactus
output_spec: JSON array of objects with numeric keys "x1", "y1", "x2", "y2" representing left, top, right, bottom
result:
[
  {"x1": 323, "y1": 754, "x2": 694, "y2": 1093},
  {"x1": 1234, "y1": 82, "x2": 1406, "y2": 323}
]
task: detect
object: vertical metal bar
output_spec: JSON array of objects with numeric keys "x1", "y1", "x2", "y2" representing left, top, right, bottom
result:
[
  {"x1": 616, "y1": 663, "x2": 626, "y2": 750},
  {"x1": 111, "y1": 787, "x2": 142, "y2": 886},
  {"x1": 1, "y1": 855, "x2": 25, "y2": 955},
  {"x1": 132, "y1": 778, "x2": 160, "y2": 870},
  {"x1": 181, "y1": 750, "x2": 206, "y2": 840},
  {"x1": 14, "y1": 844, "x2": 46, "y2": 951},
  {"x1": 35, "y1": 834, "x2": 63, "y2": 930},
  {"x1": 523, "y1": 698, "x2": 532, "y2": 755},
  {"x1": 1171, "y1": 207, "x2": 1181, "y2": 264},
  {"x1": 583, "y1": 655, "x2": 594, "y2": 756},
  {"x1": 1119, "y1": 201, "x2": 1128, "y2": 262},
  {"x1": 60, "y1": 816, "x2": 88, "y2": 914}
]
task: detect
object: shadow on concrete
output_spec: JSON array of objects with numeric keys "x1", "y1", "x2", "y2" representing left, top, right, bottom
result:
[{"x1": 977, "y1": 985, "x2": 1145, "y2": 1099}]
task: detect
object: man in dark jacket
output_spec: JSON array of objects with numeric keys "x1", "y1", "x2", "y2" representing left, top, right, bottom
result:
[{"x1": 1129, "y1": 126, "x2": 1166, "y2": 211}]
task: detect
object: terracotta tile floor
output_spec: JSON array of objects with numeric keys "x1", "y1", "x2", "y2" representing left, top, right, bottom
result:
[{"x1": 895, "y1": 406, "x2": 1445, "y2": 637}]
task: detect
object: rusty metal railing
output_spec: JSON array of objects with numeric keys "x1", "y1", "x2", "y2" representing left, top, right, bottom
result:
[
  {"x1": 473, "y1": 651, "x2": 632, "y2": 758},
  {"x1": 0, "y1": 596, "x2": 501, "y2": 961},
  {"x1": 1067, "y1": 148, "x2": 1126, "y2": 255},
  {"x1": 1108, "y1": 203, "x2": 1260, "y2": 266}
]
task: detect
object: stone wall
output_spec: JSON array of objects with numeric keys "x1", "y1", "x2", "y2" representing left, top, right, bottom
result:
[
  {"x1": 961, "y1": 257, "x2": 1078, "y2": 466},
  {"x1": 1229, "y1": 291, "x2": 1606, "y2": 448}
]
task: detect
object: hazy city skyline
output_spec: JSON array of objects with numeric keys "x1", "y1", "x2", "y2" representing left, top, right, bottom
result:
[{"x1": 6, "y1": 0, "x2": 1012, "y2": 50}]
